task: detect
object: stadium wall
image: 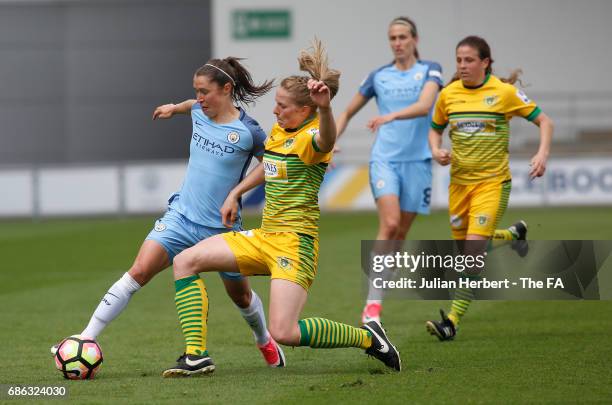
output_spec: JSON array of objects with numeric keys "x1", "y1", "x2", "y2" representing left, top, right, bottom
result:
[
  {"x1": 0, "y1": 0, "x2": 212, "y2": 165},
  {"x1": 211, "y1": 0, "x2": 612, "y2": 153},
  {"x1": 1, "y1": 158, "x2": 611, "y2": 218}
]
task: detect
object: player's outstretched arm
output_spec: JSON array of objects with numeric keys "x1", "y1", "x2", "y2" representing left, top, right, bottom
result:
[
  {"x1": 429, "y1": 127, "x2": 451, "y2": 166},
  {"x1": 529, "y1": 112, "x2": 554, "y2": 179},
  {"x1": 221, "y1": 159, "x2": 265, "y2": 228},
  {"x1": 367, "y1": 81, "x2": 440, "y2": 132},
  {"x1": 152, "y1": 99, "x2": 196, "y2": 120}
]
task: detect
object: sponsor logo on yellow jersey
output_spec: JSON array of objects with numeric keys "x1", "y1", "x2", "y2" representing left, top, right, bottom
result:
[{"x1": 263, "y1": 158, "x2": 288, "y2": 183}]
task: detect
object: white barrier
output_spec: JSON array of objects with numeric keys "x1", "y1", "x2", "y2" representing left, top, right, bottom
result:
[
  {"x1": 512, "y1": 158, "x2": 612, "y2": 206},
  {"x1": 0, "y1": 157, "x2": 610, "y2": 218},
  {"x1": 430, "y1": 158, "x2": 612, "y2": 209},
  {"x1": 38, "y1": 167, "x2": 121, "y2": 216},
  {"x1": 124, "y1": 163, "x2": 186, "y2": 213},
  {"x1": 0, "y1": 169, "x2": 33, "y2": 216}
]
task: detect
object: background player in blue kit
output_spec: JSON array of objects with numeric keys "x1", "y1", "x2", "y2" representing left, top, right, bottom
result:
[
  {"x1": 52, "y1": 58, "x2": 286, "y2": 371},
  {"x1": 336, "y1": 17, "x2": 443, "y2": 323}
]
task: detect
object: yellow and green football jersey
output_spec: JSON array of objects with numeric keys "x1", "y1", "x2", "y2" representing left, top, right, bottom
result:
[
  {"x1": 431, "y1": 74, "x2": 541, "y2": 184},
  {"x1": 261, "y1": 115, "x2": 332, "y2": 237}
]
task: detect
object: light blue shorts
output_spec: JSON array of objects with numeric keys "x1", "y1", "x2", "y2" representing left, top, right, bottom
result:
[
  {"x1": 369, "y1": 159, "x2": 432, "y2": 214},
  {"x1": 145, "y1": 208, "x2": 244, "y2": 280}
]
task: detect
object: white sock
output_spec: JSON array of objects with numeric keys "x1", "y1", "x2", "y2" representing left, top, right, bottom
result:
[
  {"x1": 366, "y1": 283, "x2": 385, "y2": 302},
  {"x1": 366, "y1": 250, "x2": 387, "y2": 302},
  {"x1": 81, "y1": 272, "x2": 141, "y2": 339},
  {"x1": 367, "y1": 265, "x2": 389, "y2": 301},
  {"x1": 237, "y1": 290, "x2": 269, "y2": 345}
]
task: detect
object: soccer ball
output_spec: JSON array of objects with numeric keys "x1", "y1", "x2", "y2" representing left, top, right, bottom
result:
[{"x1": 54, "y1": 335, "x2": 103, "y2": 380}]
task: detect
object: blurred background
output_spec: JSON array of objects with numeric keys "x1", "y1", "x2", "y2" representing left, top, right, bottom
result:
[{"x1": 1, "y1": 0, "x2": 611, "y2": 218}]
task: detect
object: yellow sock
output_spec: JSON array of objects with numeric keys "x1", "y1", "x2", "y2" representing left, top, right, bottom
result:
[
  {"x1": 448, "y1": 311, "x2": 460, "y2": 326},
  {"x1": 298, "y1": 318, "x2": 372, "y2": 349},
  {"x1": 175, "y1": 276, "x2": 209, "y2": 356},
  {"x1": 493, "y1": 229, "x2": 514, "y2": 240},
  {"x1": 449, "y1": 284, "x2": 475, "y2": 326}
]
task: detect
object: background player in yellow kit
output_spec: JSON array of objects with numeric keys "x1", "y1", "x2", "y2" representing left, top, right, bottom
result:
[
  {"x1": 162, "y1": 40, "x2": 401, "y2": 376},
  {"x1": 426, "y1": 35, "x2": 554, "y2": 340}
]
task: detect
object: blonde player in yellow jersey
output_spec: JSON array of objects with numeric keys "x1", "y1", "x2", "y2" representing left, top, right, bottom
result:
[
  {"x1": 162, "y1": 40, "x2": 401, "y2": 377},
  {"x1": 426, "y1": 36, "x2": 554, "y2": 341}
]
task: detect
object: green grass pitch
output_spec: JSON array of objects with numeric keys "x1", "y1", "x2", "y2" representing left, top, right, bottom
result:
[{"x1": 1, "y1": 207, "x2": 611, "y2": 403}]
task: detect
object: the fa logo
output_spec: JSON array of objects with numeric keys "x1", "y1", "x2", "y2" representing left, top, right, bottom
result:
[
  {"x1": 450, "y1": 215, "x2": 462, "y2": 228},
  {"x1": 227, "y1": 131, "x2": 240, "y2": 144},
  {"x1": 376, "y1": 179, "x2": 385, "y2": 189},
  {"x1": 154, "y1": 221, "x2": 166, "y2": 232}
]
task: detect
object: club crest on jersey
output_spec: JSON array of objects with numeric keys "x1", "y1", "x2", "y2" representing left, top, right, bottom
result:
[
  {"x1": 516, "y1": 89, "x2": 531, "y2": 104},
  {"x1": 477, "y1": 214, "x2": 490, "y2": 226},
  {"x1": 414, "y1": 72, "x2": 424, "y2": 81},
  {"x1": 227, "y1": 131, "x2": 240, "y2": 144},
  {"x1": 154, "y1": 221, "x2": 166, "y2": 232},
  {"x1": 284, "y1": 138, "x2": 295, "y2": 149},
  {"x1": 483, "y1": 95, "x2": 499, "y2": 106},
  {"x1": 277, "y1": 256, "x2": 292, "y2": 271}
]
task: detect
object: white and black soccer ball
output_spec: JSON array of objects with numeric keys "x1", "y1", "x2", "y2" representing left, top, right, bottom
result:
[{"x1": 54, "y1": 335, "x2": 103, "y2": 380}]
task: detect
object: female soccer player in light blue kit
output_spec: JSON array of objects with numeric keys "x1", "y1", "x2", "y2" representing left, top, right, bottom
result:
[
  {"x1": 336, "y1": 17, "x2": 443, "y2": 323},
  {"x1": 53, "y1": 58, "x2": 285, "y2": 370}
]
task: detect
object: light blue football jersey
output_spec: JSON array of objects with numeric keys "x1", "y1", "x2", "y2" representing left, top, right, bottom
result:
[
  {"x1": 359, "y1": 60, "x2": 443, "y2": 162},
  {"x1": 171, "y1": 103, "x2": 266, "y2": 228}
]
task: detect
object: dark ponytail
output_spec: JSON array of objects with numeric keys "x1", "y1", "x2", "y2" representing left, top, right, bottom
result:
[{"x1": 195, "y1": 58, "x2": 274, "y2": 105}]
